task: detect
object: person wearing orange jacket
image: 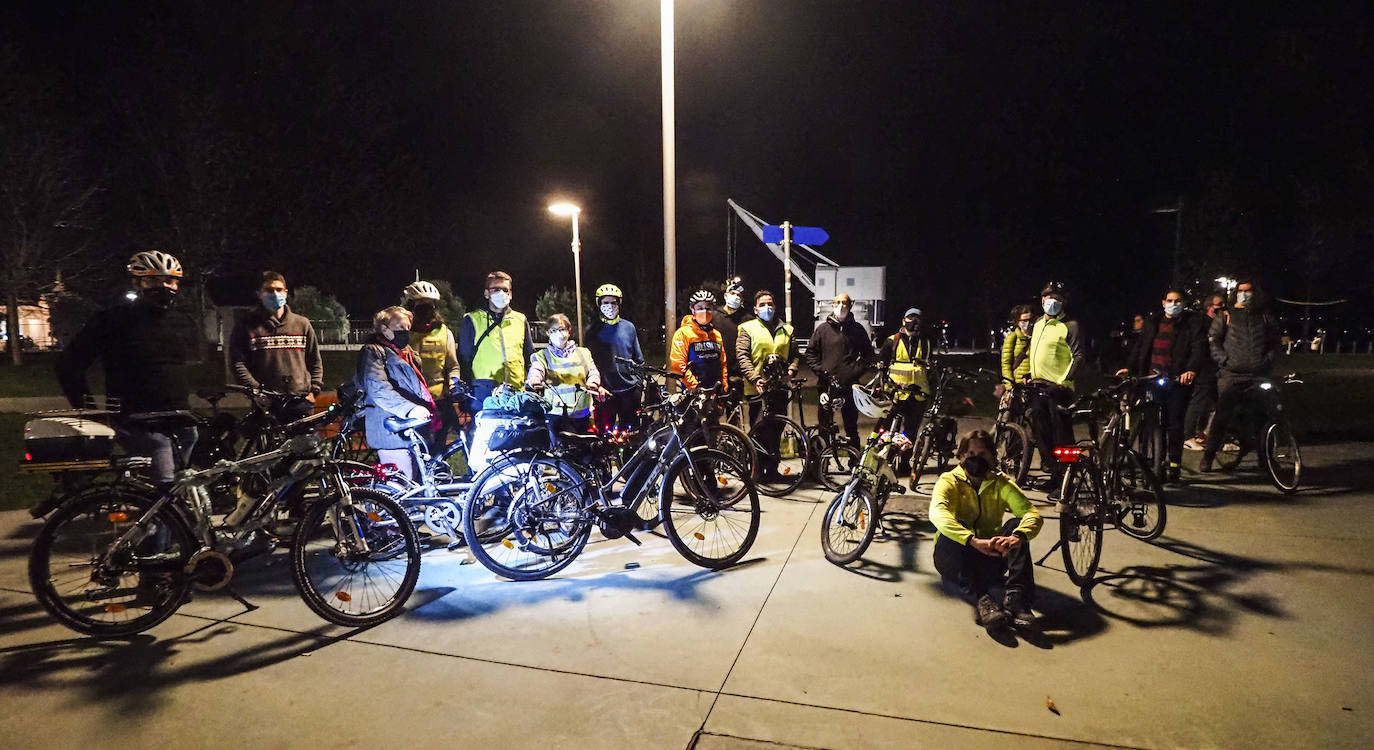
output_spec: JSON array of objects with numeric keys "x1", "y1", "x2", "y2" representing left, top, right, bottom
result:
[{"x1": 669, "y1": 289, "x2": 728, "y2": 391}]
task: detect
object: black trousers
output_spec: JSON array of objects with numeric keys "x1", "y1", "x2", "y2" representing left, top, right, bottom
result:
[
  {"x1": 933, "y1": 518, "x2": 1035, "y2": 601},
  {"x1": 1204, "y1": 374, "x2": 1262, "y2": 461},
  {"x1": 748, "y1": 391, "x2": 790, "y2": 473},
  {"x1": 818, "y1": 376, "x2": 860, "y2": 445},
  {"x1": 1184, "y1": 377, "x2": 1217, "y2": 439},
  {"x1": 893, "y1": 395, "x2": 925, "y2": 440},
  {"x1": 595, "y1": 386, "x2": 643, "y2": 433},
  {"x1": 1028, "y1": 384, "x2": 1074, "y2": 478},
  {"x1": 429, "y1": 396, "x2": 464, "y2": 456}
]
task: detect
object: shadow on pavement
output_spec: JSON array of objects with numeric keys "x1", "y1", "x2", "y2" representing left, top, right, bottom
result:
[
  {"x1": 929, "y1": 578, "x2": 1107, "y2": 649},
  {"x1": 829, "y1": 511, "x2": 935, "y2": 583}
]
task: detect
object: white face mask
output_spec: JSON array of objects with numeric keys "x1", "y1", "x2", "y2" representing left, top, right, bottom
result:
[
  {"x1": 489, "y1": 290, "x2": 510, "y2": 310},
  {"x1": 600, "y1": 303, "x2": 619, "y2": 320},
  {"x1": 832, "y1": 305, "x2": 848, "y2": 320},
  {"x1": 1042, "y1": 298, "x2": 1063, "y2": 317},
  {"x1": 1163, "y1": 301, "x2": 1183, "y2": 317},
  {"x1": 1017, "y1": 320, "x2": 1032, "y2": 334},
  {"x1": 1236, "y1": 291, "x2": 1253, "y2": 307},
  {"x1": 724, "y1": 293, "x2": 742, "y2": 311},
  {"x1": 756, "y1": 305, "x2": 775, "y2": 322},
  {"x1": 547, "y1": 330, "x2": 568, "y2": 348}
]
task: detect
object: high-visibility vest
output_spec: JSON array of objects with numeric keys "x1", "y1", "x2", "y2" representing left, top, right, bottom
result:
[
  {"x1": 536, "y1": 346, "x2": 594, "y2": 417},
  {"x1": 888, "y1": 334, "x2": 929, "y2": 401},
  {"x1": 465, "y1": 309, "x2": 528, "y2": 387},
  {"x1": 415, "y1": 323, "x2": 451, "y2": 398},
  {"x1": 739, "y1": 318, "x2": 793, "y2": 395}
]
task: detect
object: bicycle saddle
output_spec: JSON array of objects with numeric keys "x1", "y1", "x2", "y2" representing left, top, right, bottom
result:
[{"x1": 385, "y1": 415, "x2": 431, "y2": 433}]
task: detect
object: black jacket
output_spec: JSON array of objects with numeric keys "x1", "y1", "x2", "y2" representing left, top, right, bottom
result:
[
  {"x1": 1209, "y1": 306, "x2": 1280, "y2": 376},
  {"x1": 805, "y1": 315, "x2": 874, "y2": 386},
  {"x1": 712, "y1": 306, "x2": 750, "y2": 378},
  {"x1": 56, "y1": 299, "x2": 195, "y2": 412},
  {"x1": 1125, "y1": 310, "x2": 1208, "y2": 378}
]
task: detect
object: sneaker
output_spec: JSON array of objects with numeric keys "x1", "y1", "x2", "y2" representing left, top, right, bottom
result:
[
  {"x1": 1046, "y1": 488, "x2": 1062, "y2": 503},
  {"x1": 975, "y1": 595, "x2": 1009, "y2": 629},
  {"x1": 1004, "y1": 590, "x2": 1035, "y2": 628}
]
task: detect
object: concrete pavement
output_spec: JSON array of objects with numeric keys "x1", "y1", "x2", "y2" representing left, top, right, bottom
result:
[{"x1": 1, "y1": 442, "x2": 1372, "y2": 749}]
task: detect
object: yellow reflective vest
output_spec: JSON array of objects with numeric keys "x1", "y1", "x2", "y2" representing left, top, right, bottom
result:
[
  {"x1": 886, "y1": 334, "x2": 929, "y2": 401},
  {"x1": 464, "y1": 309, "x2": 528, "y2": 387},
  {"x1": 415, "y1": 323, "x2": 458, "y2": 399},
  {"x1": 737, "y1": 318, "x2": 794, "y2": 396},
  {"x1": 531, "y1": 346, "x2": 595, "y2": 418},
  {"x1": 1029, "y1": 315, "x2": 1077, "y2": 389}
]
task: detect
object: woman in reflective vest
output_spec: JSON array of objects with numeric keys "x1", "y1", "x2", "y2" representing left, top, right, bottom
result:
[
  {"x1": 527, "y1": 313, "x2": 603, "y2": 432},
  {"x1": 404, "y1": 281, "x2": 461, "y2": 451},
  {"x1": 878, "y1": 307, "x2": 932, "y2": 473}
]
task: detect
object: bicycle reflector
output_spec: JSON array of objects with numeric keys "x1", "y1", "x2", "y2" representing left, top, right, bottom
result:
[{"x1": 1053, "y1": 447, "x2": 1083, "y2": 463}]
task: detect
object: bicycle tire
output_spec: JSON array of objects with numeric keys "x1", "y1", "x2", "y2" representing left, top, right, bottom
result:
[
  {"x1": 660, "y1": 449, "x2": 760, "y2": 569},
  {"x1": 1058, "y1": 465, "x2": 1104, "y2": 586},
  {"x1": 817, "y1": 443, "x2": 860, "y2": 492},
  {"x1": 29, "y1": 490, "x2": 195, "y2": 637},
  {"x1": 819, "y1": 482, "x2": 877, "y2": 565},
  {"x1": 910, "y1": 430, "x2": 935, "y2": 484},
  {"x1": 291, "y1": 487, "x2": 422, "y2": 627},
  {"x1": 1261, "y1": 419, "x2": 1302, "y2": 493},
  {"x1": 750, "y1": 415, "x2": 808, "y2": 496},
  {"x1": 993, "y1": 422, "x2": 1031, "y2": 486},
  {"x1": 463, "y1": 456, "x2": 592, "y2": 581},
  {"x1": 1113, "y1": 448, "x2": 1167, "y2": 541},
  {"x1": 697, "y1": 422, "x2": 758, "y2": 480}
]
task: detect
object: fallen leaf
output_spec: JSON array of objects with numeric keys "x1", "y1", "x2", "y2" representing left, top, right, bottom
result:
[{"x1": 1046, "y1": 697, "x2": 1060, "y2": 715}]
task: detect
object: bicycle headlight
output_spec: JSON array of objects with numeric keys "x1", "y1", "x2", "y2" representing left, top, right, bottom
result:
[
  {"x1": 1259, "y1": 382, "x2": 1273, "y2": 391},
  {"x1": 1155, "y1": 377, "x2": 1168, "y2": 387}
]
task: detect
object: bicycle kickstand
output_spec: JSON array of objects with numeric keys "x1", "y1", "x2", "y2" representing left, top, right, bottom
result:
[
  {"x1": 1034, "y1": 539, "x2": 1062, "y2": 567},
  {"x1": 224, "y1": 584, "x2": 260, "y2": 614}
]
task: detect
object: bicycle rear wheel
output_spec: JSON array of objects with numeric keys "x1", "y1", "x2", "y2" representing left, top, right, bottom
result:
[
  {"x1": 819, "y1": 481, "x2": 877, "y2": 565},
  {"x1": 463, "y1": 456, "x2": 592, "y2": 581},
  {"x1": 1058, "y1": 465, "x2": 1104, "y2": 586},
  {"x1": 993, "y1": 422, "x2": 1031, "y2": 486},
  {"x1": 909, "y1": 430, "x2": 935, "y2": 485},
  {"x1": 1113, "y1": 449, "x2": 1167, "y2": 541},
  {"x1": 750, "y1": 415, "x2": 808, "y2": 496},
  {"x1": 660, "y1": 449, "x2": 759, "y2": 569},
  {"x1": 1261, "y1": 419, "x2": 1302, "y2": 493},
  {"x1": 30, "y1": 490, "x2": 195, "y2": 637},
  {"x1": 697, "y1": 422, "x2": 758, "y2": 480},
  {"x1": 817, "y1": 442, "x2": 859, "y2": 492},
  {"x1": 291, "y1": 488, "x2": 422, "y2": 627}
]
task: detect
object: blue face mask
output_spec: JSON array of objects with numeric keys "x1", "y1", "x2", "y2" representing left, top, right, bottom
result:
[
  {"x1": 262, "y1": 291, "x2": 287, "y2": 311},
  {"x1": 756, "y1": 305, "x2": 775, "y2": 322},
  {"x1": 1042, "y1": 298, "x2": 1063, "y2": 317}
]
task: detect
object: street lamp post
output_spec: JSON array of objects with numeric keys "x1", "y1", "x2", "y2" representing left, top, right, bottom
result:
[{"x1": 548, "y1": 202, "x2": 584, "y2": 337}]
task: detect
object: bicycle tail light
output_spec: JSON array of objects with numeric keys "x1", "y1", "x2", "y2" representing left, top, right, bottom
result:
[{"x1": 1054, "y1": 447, "x2": 1083, "y2": 463}]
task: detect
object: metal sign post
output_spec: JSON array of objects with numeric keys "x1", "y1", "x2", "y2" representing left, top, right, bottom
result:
[{"x1": 782, "y1": 221, "x2": 793, "y2": 325}]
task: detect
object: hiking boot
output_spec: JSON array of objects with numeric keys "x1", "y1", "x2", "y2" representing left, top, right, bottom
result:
[
  {"x1": 1004, "y1": 590, "x2": 1035, "y2": 628},
  {"x1": 975, "y1": 595, "x2": 1009, "y2": 630}
]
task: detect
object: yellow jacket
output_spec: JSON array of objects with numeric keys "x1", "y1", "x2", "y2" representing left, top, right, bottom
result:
[{"x1": 929, "y1": 465, "x2": 1041, "y2": 546}]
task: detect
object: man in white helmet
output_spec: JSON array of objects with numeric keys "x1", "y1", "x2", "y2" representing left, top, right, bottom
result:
[
  {"x1": 57, "y1": 250, "x2": 198, "y2": 484},
  {"x1": 403, "y1": 279, "x2": 461, "y2": 450}
]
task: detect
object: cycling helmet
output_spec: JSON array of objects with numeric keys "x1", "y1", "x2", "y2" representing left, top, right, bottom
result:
[
  {"x1": 127, "y1": 250, "x2": 183, "y2": 278},
  {"x1": 1040, "y1": 280, "x2": 1068, "y2": 299},
  {"x1": 595, "y1": 283, "x2": 623, "y2": 299},
  {"x1": 403, "y1": 280, "x2": 441, "y2": 302},
  {"x1": 851, "y1": 383, "x2": 893, "y2": 419},
  {"x1": 689, "y1": 289, "x2": 716, "y2": 306},
  {"x1": 724, "y1": 276, "x2": 745, "y2": 293}
]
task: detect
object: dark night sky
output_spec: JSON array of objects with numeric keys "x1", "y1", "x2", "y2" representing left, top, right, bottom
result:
[{"x1": 7, "y1": 1, "x2": 1374, "y2": 341}]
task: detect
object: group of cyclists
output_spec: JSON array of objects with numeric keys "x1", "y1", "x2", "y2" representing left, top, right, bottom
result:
[{"x1": 48, "y1": 249, "x2": 1281, "y2": 634}]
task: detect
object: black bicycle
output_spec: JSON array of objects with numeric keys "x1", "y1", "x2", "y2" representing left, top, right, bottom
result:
[{"x1": 1210, "y1": 374, "x2": 1303, "y2": 493}]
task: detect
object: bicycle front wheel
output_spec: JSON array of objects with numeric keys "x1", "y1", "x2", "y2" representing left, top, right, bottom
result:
[
  {"x1": 660, "y1": 449, "x2": 760, "y2": 569},
  {"x1": 1113, "y1": 449, "x2": 1166, "y2": 541},
  {"x1": 820, "y1": 482, "x2": 877, "y2": 565},
  {"x1": 462, "y1": 456, "x2": 592, "y2": 581},
  {"x1": 1058, "y1": 465, "x2": 1104, "y2": 586},
  {"x1": 291, "y1": 488, "x2": 422, "y2": 627},
  {"x1": 750, "y1": 415, "x2": 808, "y2": 497},
  {"x1": 993, "y1": 422, "x2": 1031, "y2": 486},
  {"x1": 29, "y1": 490, "x2": 195, "y2": 637},
  {"x1": 1261, "y1": 419, "x2": 1302, "y2": 493}
]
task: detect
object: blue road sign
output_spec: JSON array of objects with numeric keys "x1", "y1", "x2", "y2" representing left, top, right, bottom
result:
[{"x1": 762, "y1": 224, "x2": 830, "y2": 246}]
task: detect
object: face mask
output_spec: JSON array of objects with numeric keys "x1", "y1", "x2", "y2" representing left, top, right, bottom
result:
[
  {"x1": 903, "y1": 320, "x2": 918, "y2": 332},
  {"x1": 262, "y1": 291, "x2": 287, "y2": 312},
  {"x1": 1042, "y1": 298, "x2": 1063, "y2": 317},
  {"x1": 600, "y1": 303, "x2": 619, "y2": 320},
  {"x1": 724, "y1": 293, "x2": 742, "y2": 311},
  {"x1": 832, "y1": 306, "x2": 848, "y2": 320},
  {"x1": 1163, "y1": 302, "x2": 1183, "y2": 317},
  {"x1": 693, "y1": 309, "x2": 712, "y2": 326},
  {"x1": 960, "y1": 454, "x2": 990, "y2": 479},
  {"x1": 142, "y1": 286, "x2": 177, "y2": 310},
  {"x1": 1017, "y1": 320, "x2": 1032, "y2": 334},
  {"x1": 756, "y1": 305, "x2": 775, "y2": 322},
  {"x1": 489, "y1": 290, "x2": 510, "y2": 310},
  {"x1": 390, "y1": 330, "x2": 410, "y2": 348},
  {"x1": 1236, "y1": 292, "x2": 1253, "y2": 307},
  {"x1": 548, "y1": 330, "x2": 568, "y2": 348},
  {"x1": 410, "y1": 301, "x2": 436, "y2": 323}
]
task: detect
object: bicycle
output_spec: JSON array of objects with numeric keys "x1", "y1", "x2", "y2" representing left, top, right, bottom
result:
[
  {"x1": 461, "y1": 361, "x2": 760, "y2": 580},
  {"x1": 1209, "y1": 374, "x2": 1303, "y2": 493},
  {"x1": 28, "y1": 405, "x2": 423, "y2": 636},
  {"x1": 1048, "y1": 376, "x2": 1168, "y2": 586},
  {"x1": 909, "y1": 361, "x2": 978, "y2": 486},
  {"x1": 819, "y1": 375, "x2": 916, "y2": 564},
  {"x1": 982, "y1": 371, "x2": 1034, "y2": 486},
  {"x1": 717, "y1": 369, "x2": 811, "y2": 496},
  {"x1": 808, "y1": 378, "x2": 863, "y2": 492}
]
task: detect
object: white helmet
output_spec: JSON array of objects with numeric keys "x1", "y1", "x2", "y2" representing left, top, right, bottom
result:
[
  {"x1": 126, "y1": 250, "x2": 183, "y2": 278},
  {"x1": 403, "y1": 280, "x2": 441, "y2": 302},
  {"x1": 851, "y1": 383, "x2": 893, "y2": 419}
]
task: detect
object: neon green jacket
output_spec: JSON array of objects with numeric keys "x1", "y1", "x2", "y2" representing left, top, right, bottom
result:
[
  {"x1": 929, "y1": 465, "x2": 1042, "y2": 546},
  {"x1": 1029, "y1": 314, "x2": 1085, "y2": 389},
  {"x1": 1000, "y1": 330, "x2": 1032, "y2": 382}
]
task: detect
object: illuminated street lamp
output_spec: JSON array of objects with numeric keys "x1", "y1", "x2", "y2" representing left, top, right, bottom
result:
[{"x1": 548, "y1": 202, "x2": 584, "y2": 337}]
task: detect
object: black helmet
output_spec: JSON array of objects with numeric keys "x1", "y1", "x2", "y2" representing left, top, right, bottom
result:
[{"x1": 1040, "y1": 280, "x2": 1068, "y2": 299}]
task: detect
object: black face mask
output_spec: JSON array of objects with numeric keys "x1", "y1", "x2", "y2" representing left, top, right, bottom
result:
[
  {"x1": 409, "y1": 302, "x2": 437, "y2": 326},
  {"x1": 141, "y1": 287, "x2": 177, "y2": 310},
  {"x1": 903, "y1": 320, "x2": 919, "y2": 332},
  {"x1": 960, "y1": 454, "x2": 990, "y2": 479},
  {"x1": 390, "y1": 330, "x2": 410, "y2": 348}
]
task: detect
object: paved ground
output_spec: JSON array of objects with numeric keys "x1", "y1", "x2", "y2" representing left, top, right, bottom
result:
[{"x1": 1, "y1": 440, "x2": 1372, "y2": 749}]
